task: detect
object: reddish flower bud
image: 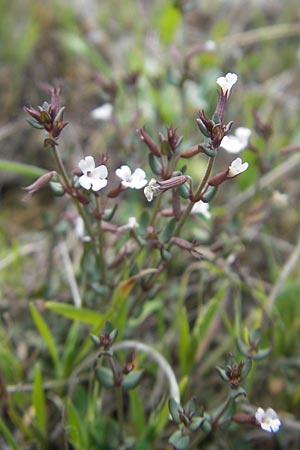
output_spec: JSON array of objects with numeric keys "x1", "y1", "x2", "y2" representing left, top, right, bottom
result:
[
  {"x1": 137, "y1": 126, "x2": 161, "y2": 157},
  {"x1": 208, "y1": 169, "x2": 228, "y2": 186},
  {"x1": 157, "y1": 175, "x2": 188, "y2": 191},
  {"x1": 180, "y1": 145, "x2": 202, "y2": 159},
  {"x1": 22, "y1": 171, "x2": 56, "y2": 196}
]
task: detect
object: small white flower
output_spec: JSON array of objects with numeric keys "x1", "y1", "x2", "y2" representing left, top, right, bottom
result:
[
  {"x1": 204, "y1": 40, "x2": 217, "y2": 52},
  {"x1": 227, "y1": 157, "x2": 249, "y2": 178},
  {"x1": 221, "y1": 127, "x2": 251, "y2": 154},
  {"x1": 144, "y1": 178, "x2": 159, "y2": 202},
  {"x1": 119, "y1": 217, "x2": 139, "y2": 231},
  {"x1": 116, "y1": 165, "x2": 147, "y2": 189},
  {"x1": 255, "y1": 407, "x2": 281, "y2": 433},
  {"x1": 90, "y1": 103, "x2": 113, "y2": 121},
  {"x1": 216, "y1": 72, "x2": 238, "y2": 97},
  {"x1": 191, "y1": 201, "x2": 211, "y2": 219},
  {"x1": 78, "y1": 156, "x2": 108, "y2": 191}
]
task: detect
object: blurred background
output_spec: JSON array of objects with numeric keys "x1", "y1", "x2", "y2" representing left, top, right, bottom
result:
[{"x1": 0, "y1": 1, "x2": 300, "y2": 449}]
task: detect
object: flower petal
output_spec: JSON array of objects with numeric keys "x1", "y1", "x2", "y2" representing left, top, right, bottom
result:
[
  {"x1": 79, "y1": 174, "x2": 93, "y2": 190},
  {"x1": 116, "y1": 165, "x2": 132, "y2": 181},
  {"x1": 90, "y1": 103, "x2": 113, "y2": 121},
  {"x1": 78, "y1": 156, "x2": 95, "y2": 174},
  {"x1": 191, "y1": 201, "x2": 211, "y2": 219},
  {"x1": 91, "y1": 178, "x2": 108, "y2": 191},
  {"x1": 93, "y1": 165, "x2": 108, "y2": 179}
]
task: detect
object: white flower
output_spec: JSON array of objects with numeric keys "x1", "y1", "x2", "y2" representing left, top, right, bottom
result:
[
  {"x1": 216, "y1": 72, "x2": 238, "y2": 97},
  {"x1": 227, "y1": 157, "x2": 249, "y2": 178},
  {"x1": 255, "y1": 408, "x2": 281, "y2": 433},
  {"x1": 221, "y1": 127, "x2": 251, "y2": 154},
  {"x1": 90, "y1": 103, "x2": 113, "y2": 121},
  {"x1": 191, "y1": 201, "x2": 211, "y2": 219},
  {"x1": 204, "y1": 40, "x2": 217, "y2": 52},
  {"x1": 144, "y1": 178, "x2": 159, "y2": 202},
  {"x1": 119, "y1": 217, "x2": 139, "y2": 231},
  {"x1": 78, "y1": 156, "x2": 108, "y2": 191},
  {"x1": 115, "y1": 165, "x2": 147, "y2": 189}
]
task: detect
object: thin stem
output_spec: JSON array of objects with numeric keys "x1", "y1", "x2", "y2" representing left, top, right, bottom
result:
[
  {"x1": 73, "y1": 199, "x2": 96, "y2": 242},
  {"x1": 150, "y1": 195, "x2": 162, "y2": 227},
  {"x1": 116, "y1": 387, "x2": 125, "y2": 442},
  {"x1": 108, "y1": 356, "x2": 125, "y2": 442},
  {"x1": 188, "y1": 395, "x2": 231, "y2": 450},
  {"x1": 50, "y1": 142, "x2": 70, "y2": 187},
  {"x1": 96, "y1": 196, "x2": 107, "y2": 284},
  {"x1": 130, "y1": 156, "x2": 215, "y2": 314},
  {"x1": 170, "y1": 156, "x2": 215, "y2": 240},
  {"x1": 48, "y1": 139, "x2": 96, "y2": 242}
]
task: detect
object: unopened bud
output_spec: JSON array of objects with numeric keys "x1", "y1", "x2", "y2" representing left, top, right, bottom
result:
[
  {"x1": 137, "y1": 126, "x2": 161, "y2": 157},
  {"x1": 23, "y1": 171, "x2": 56, "y2": 196},
  {"x1": 180, "y1": 145, "x2": 202, "y2": 159},
  {"x1": 208, "y1": 169, "x2": 228, "y2": 186},
  {"x1": 157, "y1": 175, "x2": 188, "y2": 191}
]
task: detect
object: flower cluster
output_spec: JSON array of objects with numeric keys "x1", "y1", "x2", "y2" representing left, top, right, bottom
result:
[
  {"x1": 77, "y1": 158, "x2": 148, "y2": 193},
  {"x1": 24, "y1": 86, "x2": 68, "y2": 139}
]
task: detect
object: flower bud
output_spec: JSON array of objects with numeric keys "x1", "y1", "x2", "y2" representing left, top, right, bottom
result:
[
  {"x1": 22, "y1": 171, "x2": 56, "y2": 196},
  {"x1": 137, "y1": 126, "x2": 161, "y2": 157},
  {"x1": 180, "y1": 145, "x2": 202, "y2": 159}
]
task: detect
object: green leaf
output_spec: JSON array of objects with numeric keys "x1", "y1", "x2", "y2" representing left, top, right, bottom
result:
[
  {"x1": 191, "y1": 283, "x2": 227, "y2": 360},
  {"x1": 179, "y1": 307, "x2": 191, "y2": 375},
  {"x1": 252, "y1": 347, "x2": 272, "y2": 360},
  {"x1": 168, "y1": 397, "x2": 181, "y2": 424},
  {"x1": 229, "y1": 387, "x2": 246, "y2": 400},
  {"x1": 61, "y1": 322, "x2": 81, "y2": 376},
  {"x1": 149, "y1": 153, "x2": 162, "y2": 175},
  {"x1": 0, "y1": 159, "x2": 46, "y2": 178},
  {"x1": 95, "y1": 367, "x2": 115, "y2": 388},
  {"x1": 66, "y1": 401, "x2": 87, "y2": 450},
  {"x1": 49, "y1": 181, "x2": 65, "y2": 196},
  {"x1": 169, "y1": 430, "x2": 190, "y2": 450},
  {"x1": 0, "y1": 418, "x2": 21, "y2": 450},
  {"x1": 129, "y1": 389, "x2": 146, "y2": 436},
  {"x1": 157, "y1": 4, "x2": 181, "y2": 45},
  {"x1": 128, "y1": 300, "x2": 161, "y2": 327},
  {"x1": 30, "y1": 303, "x2": 60, "y2": 373},
  {"x1": 121, "y1": 370, "x2": 143, "y2": 390},
  {"x1": 178, "y1": 182, "x2": 190, "y2": 199},
  {"x1": 45, "y1": 302, "x2": 105, "y2": 325},
  {"x1": 33, "y1": 363, "x2": 47, "y2": 437},
  {"x1": 190, "y1": 416, "x2": 205, "y2": 431}
]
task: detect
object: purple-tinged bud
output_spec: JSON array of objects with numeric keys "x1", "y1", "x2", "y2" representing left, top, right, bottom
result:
[
  {"x1": 157, "y1": 175, "x2": 188, "y2": 191},
  {"x1": 170, "y1": 237, "x2": 195, "y2": 251},
  {"x1": 208, "y1": 169, "x2": 228, "y2": 186},
  {"x1": 137, "y1": 126, "x2": 161, "y2": 157},
  {"x1": 232, "y1": 413, "x2": 257, "y2": 426},
  {"x1": 167, "y1": 125, "x2": 182, "y2": 151},
  {"x1": 22, "y1": 171, "x2": 56, "y2": 196},
  {"x1": 180, "y1": 145, "x2": 202, "y2": 159}
]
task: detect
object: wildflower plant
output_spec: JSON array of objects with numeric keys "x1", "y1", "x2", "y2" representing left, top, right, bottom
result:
[{"x1": 18, "y1": 71, "x2": 284, "y2": 450}]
